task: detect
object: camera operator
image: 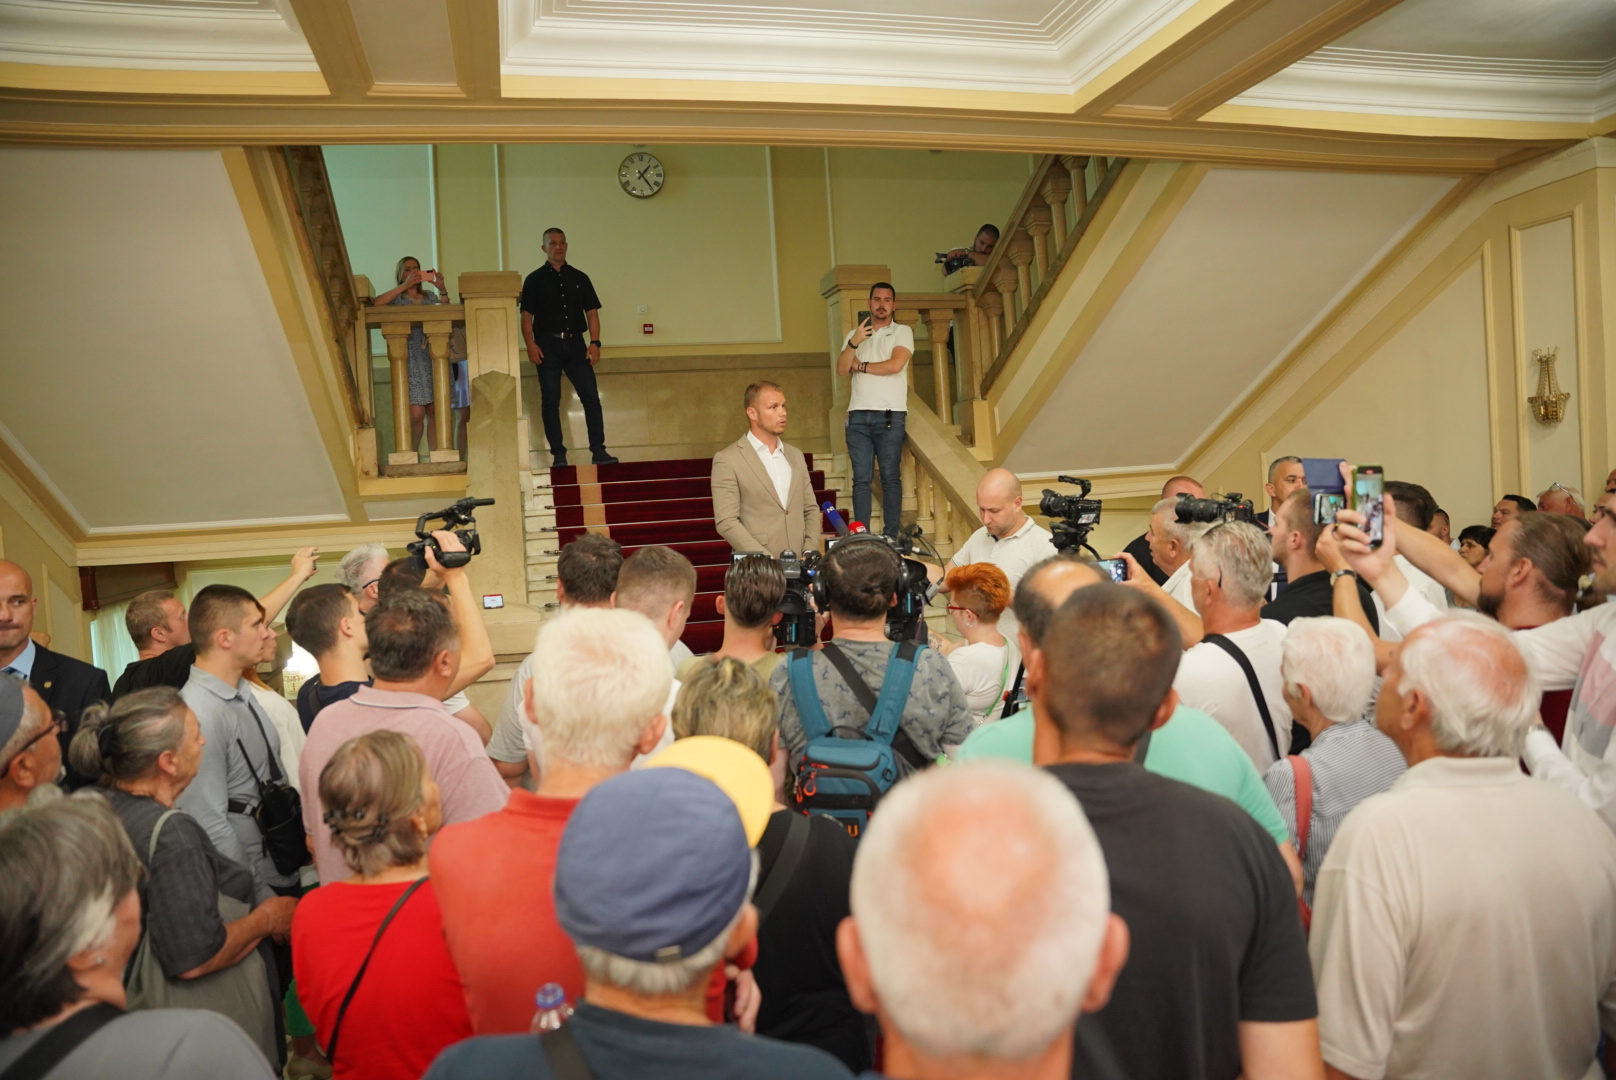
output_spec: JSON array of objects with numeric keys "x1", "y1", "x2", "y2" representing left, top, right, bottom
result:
[
  {"x1": 931, "y1": 468, "x2": 1056, "y2": 642},
  {"x1": 1123, "y1": 475, "x2": 1204, "y2": 585},
  {"x1": 770, "y1": 538, "x2": 971, "y2": 779},
  {"x1": 678, "y1": 555, "x2": 787, "y2": 682},
  {"x1": 1334, "y1": 495, "x2": 1616, "y2": 832},
  {"x1": 939, "y1": 224, "x2": 999, "y2": 275}
]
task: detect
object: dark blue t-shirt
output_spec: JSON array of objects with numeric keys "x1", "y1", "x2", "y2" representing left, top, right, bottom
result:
[
  {"x1": 295, "y1": 677, "x2": 369, "y2": 732},
  {"x1": 424, "y1": 1001, "x2": 852, "y2": 1080}
]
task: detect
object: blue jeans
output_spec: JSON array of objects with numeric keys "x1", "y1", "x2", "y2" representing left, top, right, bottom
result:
[{"x1": 846, "y1": 410, "x2": 905, "y2": 539}]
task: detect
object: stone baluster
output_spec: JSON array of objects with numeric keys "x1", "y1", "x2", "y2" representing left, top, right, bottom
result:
[
  {"x1": 1040, "y1": 167, "x2": 1072, "y2": 254},
  {"x1": 1063, "y1": 155, "x2": 1090, "y2": 222},
  {"x1": 424, "y1": 319, "x2": 459, "y2": 462},
  {"x1": 992, "y1": 263, "x2": 1020, "y2": 338},
  {"x1": 921, "y1": 308, "x2": 955, "y2": 423},
  {"x1": 1007, "y1": 230, "x2": 1035, "y2": 315},
  {"x1": 915, "y1": 464, "x2": 935, "y2": 532},
  {"x1": 978, "y1": 287, "x2": 1004, "y2": 362},
  {"x1": 900, "y1": 444, "x2": 918, "y2": 520},
  {"x1": 381, "y1": 322, "x2": 415, "y2": 465},
  {"x1": 1025, "y1": 205, "x2": 1053, "y2": 289}
]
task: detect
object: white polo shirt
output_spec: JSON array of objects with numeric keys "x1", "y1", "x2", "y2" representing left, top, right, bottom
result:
[
  {"x1": 747, "y1": 430, "x2": 792, "y2": 508},
  {"x1": 845, "y1": 321, "x2": 914, "y2": 413},
  {"x1": 950, "y1": 515, "x2": 1058, "y2": 641},
  {"x1": 1173, "y1": 619, "x2": 1292, "y2": 771},
  {"x1": 1162, "y1": 561, "x2": 1199, "y2": 613}
]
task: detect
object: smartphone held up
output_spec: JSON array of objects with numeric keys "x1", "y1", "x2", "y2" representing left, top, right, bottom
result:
[
  {"x1": 1354, "y1": 465, "x2": 1384, "y2": 549},
  {"x1": 1300, "y1": 457, "x2": 1385, "y2": 548}
]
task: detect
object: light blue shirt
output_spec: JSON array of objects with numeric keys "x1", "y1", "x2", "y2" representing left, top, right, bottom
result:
[{"x1": 2, "y1": 639, "x2": 35, "y2": 679}]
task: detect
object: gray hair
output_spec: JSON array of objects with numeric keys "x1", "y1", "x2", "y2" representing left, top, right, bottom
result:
[
  {"x1": 338, "y1": 544, "x2": 391, "y2": 592},
  {"x1": 0, "y1": 794, "x2": 142, "y2": 1030},
  {"x1": 67, "y1": 688, "x2": 188, "y2": 787},
  {"x1": 0, "y1": 674, "x2": 48, "y2": 773},
  {"x1": 851, "y1": 762, "x2": 1110, "y2": 1061},
  {"x1": 1188, "y1": 522, "x2": 1274, "y2": 607},
  {"x1": 1397, "y1": 613, "x2": 1538, "y2": 758},
  {"x1": 1150, "y1": 498, "x2": 1212, "y2": 550},
  {"x1": 575, "y1": 853, "x2": 758, "y2": 995},
  {"x1": 524, "y1": 608, "x2": 673, "y2": 770},
  {"x1": 1281, "y1": 617, "x2": 1374, "y2": 724}
]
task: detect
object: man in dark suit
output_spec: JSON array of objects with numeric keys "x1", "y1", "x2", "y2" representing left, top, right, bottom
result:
[{"x1": 0, "y1": 560, "x2": 110, "y2": 788}]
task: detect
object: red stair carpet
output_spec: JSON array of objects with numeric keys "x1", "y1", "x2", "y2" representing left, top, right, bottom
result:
[{"x1": 543, "y1": 456, "x2": 839, "y2": 653}]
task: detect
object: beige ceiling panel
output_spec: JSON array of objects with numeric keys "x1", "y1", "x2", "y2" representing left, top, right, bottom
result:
[
  {"x1": 1335, "y1": 0, "x2": 1616, "y2": 62},
  {"x1": 1003, "y1": 167, "x2": 1454, "y2": 475},
  {"x1": 350, "y1": 0, "x2": 459, "y2": 89},
  {"x1": 0, "y1": 147, "x2": 349, "y2": 533}
]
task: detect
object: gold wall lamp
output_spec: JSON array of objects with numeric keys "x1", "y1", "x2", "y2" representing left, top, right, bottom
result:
[{"x1": 1528, "y1": 347, "x2": 1570, "y2": 426}]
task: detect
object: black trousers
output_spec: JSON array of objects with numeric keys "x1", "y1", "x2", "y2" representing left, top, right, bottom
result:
[{"x1": 535, "y1": 334, "x2": 606, "y2": 455}]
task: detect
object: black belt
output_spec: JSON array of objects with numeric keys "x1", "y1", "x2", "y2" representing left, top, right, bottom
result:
[
  {"x1": 227, "y1": 799, "x2": 257, "y2": 815},
  {"x1": 541, "y1": 331, "x2": 582, "y2": 339}
]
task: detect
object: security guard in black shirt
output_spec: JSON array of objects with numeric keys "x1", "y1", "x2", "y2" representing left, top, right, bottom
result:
[{"x1": 520, "y1": 228, "x2": 617, "y2": 466}]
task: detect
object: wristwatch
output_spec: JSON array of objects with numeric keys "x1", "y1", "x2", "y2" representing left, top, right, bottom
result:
[
  {"x1": 1330, "y1": 569, "x2": 1358, "y2": 585},
  {"x1": 589, "y1": 339, "x2": 602, "y2": 347}
]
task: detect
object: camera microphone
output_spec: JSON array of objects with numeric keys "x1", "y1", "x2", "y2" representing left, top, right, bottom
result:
[{"x1": 823, "y1": 502, "x2": 850, "y2": 537}]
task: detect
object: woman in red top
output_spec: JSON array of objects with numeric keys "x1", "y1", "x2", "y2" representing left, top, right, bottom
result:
[{"x1": 292, "y1": 731, "x2": 473, "y2": 1080}]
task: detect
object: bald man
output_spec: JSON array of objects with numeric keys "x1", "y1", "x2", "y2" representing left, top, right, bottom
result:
[
  {"x1": 0, "y1": 560, "x2": 110, "y2": 789},
  {"x1": 1124, "y1": 475, "x2": 1205, "y2": 585},
  {"x1": 945, "y1": 468, "x2": 1057, "y2": 641}
]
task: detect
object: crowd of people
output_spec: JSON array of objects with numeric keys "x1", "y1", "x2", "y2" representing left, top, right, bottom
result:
[{"x1": 5, "y1": 452, "x2": 1616, "y2": 1080}]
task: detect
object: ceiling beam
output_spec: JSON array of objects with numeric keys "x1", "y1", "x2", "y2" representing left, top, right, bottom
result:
[
  {"x1": 447, "y1": 0, "x2": 502, "y2": 102},
  {"x1": 285, "y1": 0, "x2": 373, "y2": 101}
]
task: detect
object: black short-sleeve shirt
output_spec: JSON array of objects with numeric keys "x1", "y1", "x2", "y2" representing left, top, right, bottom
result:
[
  {"x1": 104, "y1": 788, "x2": 257, "y2": 978},
  {"x1": 1261, "y1": 569, "x2": 1380, "y2": 633},
  {"x1": 520, "y1": 262, "x2": 601, "y2": 337},
  {"x1": 1047, "y1": 762, "x2": 1316, "y2": 1080},
  {"x1": 113, "y1": 644, "x2": 198, "y2": 700}
]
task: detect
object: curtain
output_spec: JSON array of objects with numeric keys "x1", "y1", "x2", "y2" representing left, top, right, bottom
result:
[{"x1": 90, "y1": 601, "x2": 139, "y2": 685}]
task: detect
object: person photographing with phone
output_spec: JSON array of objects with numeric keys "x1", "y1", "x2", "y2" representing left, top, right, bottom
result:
[
  {"x1": 374, "y1": 256, "x2": 450, "y2": 462},
  {"x1": 837, "y1": 283, "x2": 912, "y2": 539}
]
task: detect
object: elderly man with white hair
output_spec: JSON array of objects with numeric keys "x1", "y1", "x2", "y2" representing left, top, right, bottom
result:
[
  {"x1": 1172, "y1": 522, "x2": 1293, "y2": 769},
  {"x1": 1143, "y1": 493, "x2": 1211, "y2": 611},
  {"x1": 1123, "y1": 475, "x2": 1204, "y2": 585},
  {"x1": 336, "y1": 542, "x2": 391, "y2": 613},
  {"x1": 941, "y1": 467, "x2": 1057, "y2": 640},
  {"x1": 429, "y1": 607, "x2": 674, "y2": 1034},
  {"x1": 1311, "y1": 614, "x2": 1616, "y2": 1080},
  {"x1": 836, "y1": 761, "x2": 1127, "y2": 1080},
  {"x1": 1261, "y1": 618, "x2": 1404, "y2": 908}
]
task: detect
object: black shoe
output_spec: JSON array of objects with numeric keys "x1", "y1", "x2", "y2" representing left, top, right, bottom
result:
[
  {"x1": 551, "y1": 451, "x2": 568, "y2": 468},
  {"x1": 591, "y1": 451, "x2": 619, "y2": 465}
]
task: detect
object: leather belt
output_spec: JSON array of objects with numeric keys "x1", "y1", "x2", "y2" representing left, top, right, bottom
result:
[{"x1": 542, "y1": 331, "x2": 579, "y2": 339}]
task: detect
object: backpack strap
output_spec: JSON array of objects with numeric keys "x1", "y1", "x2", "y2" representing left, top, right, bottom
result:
[
  {"x1": 817, "y1": 641, "x2": 930, "y2": 770},
  {"x1": 754, "y1": 812, "x2": 811, "y2": 925},
  {"x1": 0, "y1": 1004, "x2": 122, "y2": 1080},
  {"x1": 540, "y1": 1024, "x2": 596, "y2": 1080},
  {"x1": 788, "y1": 648, "x2": 832, "y2": 742},
  {"x1": 1290, "y1": 754, "x2": 1313, "y2": 861},
  {"x1": 325, "y1": 877, "x2": 427, "y2": 1064},
  {"x1": 1199, "y1": 634, "x2": 1281, "y2": 760},
  {"x1": 868, "y1": 642, "x2": 921, "y2": 744}
]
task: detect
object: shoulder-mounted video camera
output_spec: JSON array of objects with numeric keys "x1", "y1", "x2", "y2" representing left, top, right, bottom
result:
[
  {"x1": 407, "y1": 497, "x2": 495, "y2": 572},
  {"x1": 1173, "y1": 493, "x2": 1256, "y2": 526}
]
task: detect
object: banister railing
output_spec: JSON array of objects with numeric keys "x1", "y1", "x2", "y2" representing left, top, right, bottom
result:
[
  {"x1": 355, "y1": 278, "x2": 468, "y2": 471},
  {"x1": 971, "y1": 154, "x2": 1127, "y2": 394}
]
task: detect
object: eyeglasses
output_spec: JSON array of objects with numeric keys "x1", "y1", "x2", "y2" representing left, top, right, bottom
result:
[
  {"x1": 946, "y1": 606, "x2": 973, "y2": 615},
  {"x1": 19, "y1": 710, "x2": 64, "y2": 754}
]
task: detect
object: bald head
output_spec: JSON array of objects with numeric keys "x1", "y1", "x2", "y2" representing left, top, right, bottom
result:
[
  {"x1": 0, "y1": 561, "x2": 38, "y2": 663},
  {"x1": 1012, "y1": 557, "x2": 1101, "y2": 646},
  {"x1": 844, "y1": 762, "x2": 1117, "y2": 1062},
  {"x1": 976, "y1": 468, "x2": 1029, "y2": 540},
  {"x1": 1161, "y1": 475, "x2": 1204, "y2": 500}
]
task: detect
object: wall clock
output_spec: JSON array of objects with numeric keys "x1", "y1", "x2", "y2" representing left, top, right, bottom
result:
[{"x1": 618, "y1": 152, "x2": 665, "y2": 198}]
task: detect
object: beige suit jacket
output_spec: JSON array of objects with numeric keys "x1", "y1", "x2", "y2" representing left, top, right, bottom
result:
[{"x1": 711, "y1": 435, "x2": 821, "y2": 557}]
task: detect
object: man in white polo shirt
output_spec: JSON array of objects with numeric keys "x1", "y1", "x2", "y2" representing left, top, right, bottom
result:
[
  {"x1": 837, "y1": 281, "x2": 912, "y2": 539},
  {"x1": 943, "y1": 468, "x2": 1057, "y2": 642}
]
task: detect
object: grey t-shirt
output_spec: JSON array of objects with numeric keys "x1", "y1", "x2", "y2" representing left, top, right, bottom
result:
[
  {"x1": 0, "y1": 1009, "x2": 275, "y2": 1080},
  {"x1": 770, "y1": 639, "x2": 971, "y2": 774}
]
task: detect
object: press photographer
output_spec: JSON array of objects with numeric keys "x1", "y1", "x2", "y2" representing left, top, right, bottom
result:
[{"x1": 770, "y1": 536, "x2": 972, "y2": 834}]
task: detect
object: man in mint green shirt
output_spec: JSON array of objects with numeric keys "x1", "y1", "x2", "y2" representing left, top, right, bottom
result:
[
  {"x1": 957, "y1": 703, "x2": 1291, "y2": 845},
  {"x1": 964, "y1": 555, "x2": 1303, "y2": 889}
]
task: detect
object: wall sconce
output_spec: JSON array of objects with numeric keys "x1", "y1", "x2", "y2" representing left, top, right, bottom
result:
[{"x1": 1528, "y1": 347, "x2": 1570, "y2": 426}]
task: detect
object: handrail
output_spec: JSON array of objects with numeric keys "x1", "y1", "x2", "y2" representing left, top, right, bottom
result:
[
  {"x1": 281, "y1": 147, "x2": 368, "y2": 426},
  {"x1": 361, "y1": 301, "x2": 468, "y2": 470}
]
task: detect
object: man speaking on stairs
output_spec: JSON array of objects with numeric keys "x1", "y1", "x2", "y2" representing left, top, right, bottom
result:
[{"x1": 712, "y1": 381, "x2": 822, "y2": 558}]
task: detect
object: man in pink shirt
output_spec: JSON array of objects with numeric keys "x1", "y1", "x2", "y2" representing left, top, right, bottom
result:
[
  {"x1": 301, "y1": 588, "x2": 507, "y2": 883},
  {"x1": 430, "y1": 607, "x2": 673, "y2": 1033}
]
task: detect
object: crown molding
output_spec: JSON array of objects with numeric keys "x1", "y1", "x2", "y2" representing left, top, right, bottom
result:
[{"x1": 0, "y1": 0, "x2": 318, "y2": 71}]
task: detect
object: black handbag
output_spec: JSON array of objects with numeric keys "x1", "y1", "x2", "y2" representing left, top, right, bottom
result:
[{"x1": 236, "y1": 705, "x2": 309, "y2": 877}]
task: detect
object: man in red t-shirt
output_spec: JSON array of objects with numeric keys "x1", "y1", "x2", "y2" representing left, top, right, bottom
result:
[{"x1": 430, "y1": 607, "x2": 674, "y2": 1033}]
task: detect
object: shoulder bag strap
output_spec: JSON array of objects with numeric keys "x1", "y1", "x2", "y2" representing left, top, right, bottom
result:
[
  {"x1": 753, "y1": 812, "x2": 811, "y2": 925},
  {"x1": 324, "y1": 877, "x2": 428, "y2": 1065},
  {"x1": 1199, "y1": 634, "x2": 1281, "y2": 760},
  {"x1": 147, "y1": 807, "x2": 181, "y2": 862},
  {"x1": 242, "y1": 695, "x2": 288, "y2": 785},
  {"x1": 0, "y1": 1004, "x2": 123, "y2": 1080},
  {"x1": 1290, "y1": 755, "x2": 1313, "y2": 860},
  {"x1": 787, "y1": 649, "x2": 832, "y2": 742},
  {"x1": 818, "y1": 642, "x2": 880, "y2": 717},
  {"x1": 867, "y1": 642, "x2": 921, "y2": 744},
  {"x1": 540, "y1": 1024, "x2": 596, "y2": 1080}
]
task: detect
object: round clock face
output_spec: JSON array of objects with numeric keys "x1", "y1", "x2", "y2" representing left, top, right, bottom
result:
[{"x1": 618, "y1": 152, "x2": 665, "y2": 198}]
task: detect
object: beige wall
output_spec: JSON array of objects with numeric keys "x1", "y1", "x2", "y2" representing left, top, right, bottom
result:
[{"x1": 0, "y1": 461, "x2": 90, "y2": 660}]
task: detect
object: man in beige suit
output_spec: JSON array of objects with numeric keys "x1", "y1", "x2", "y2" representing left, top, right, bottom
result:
[{"x1": 712, "y1": 381, "x2": 822, "y2": 557}]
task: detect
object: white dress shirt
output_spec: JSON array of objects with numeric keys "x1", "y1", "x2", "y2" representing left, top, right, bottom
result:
[{"x1": 747, "y1": 430, "x2": 793, "y2": 508}]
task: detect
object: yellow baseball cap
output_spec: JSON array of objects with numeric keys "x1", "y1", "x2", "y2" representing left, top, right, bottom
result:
[{"x1": 644, "y1": 736, "x2": 775, "y2": 847}]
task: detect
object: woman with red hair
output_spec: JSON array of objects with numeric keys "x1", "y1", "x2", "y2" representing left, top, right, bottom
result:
[{"x1": 940, "y1": 563, "x2": 1015, "y2": 723}]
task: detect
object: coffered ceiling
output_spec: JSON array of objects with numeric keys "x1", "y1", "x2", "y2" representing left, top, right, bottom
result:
[{"x1": 0, "y1": 0, "x2": 1609, "y2": 169}]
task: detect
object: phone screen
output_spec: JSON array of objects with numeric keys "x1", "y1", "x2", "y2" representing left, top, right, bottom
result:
[
  {"x1": 1302, "y1": 457, "x2": 1347, "y2": 526},
  {"x1": 1354, "y1": 466, "x2": 1385, "y2": 549},
  {"x1": 1094, "y1": 558, "x2": 1128, "y2": 584}
]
